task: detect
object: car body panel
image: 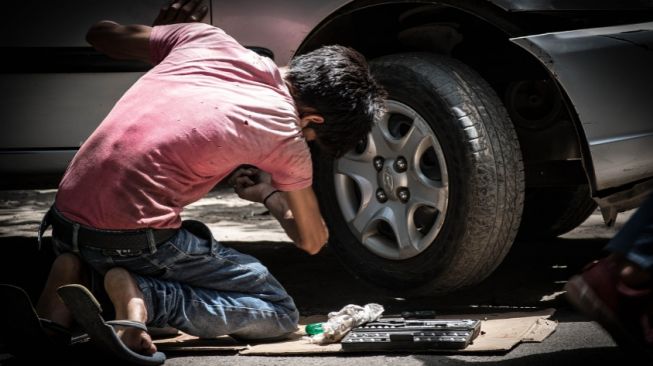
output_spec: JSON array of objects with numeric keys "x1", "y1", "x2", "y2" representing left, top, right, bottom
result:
[
  {"x1": 0, "y1": 0, "x2": 162, "y2": 155},
  {"x1": 211, "y1": 0, "x2": 653, "y2": 66},
  {"x1": 1, "y1": 0, "x2": 167, "y2": 47},
  {"x1": 487, "y1": 0, "x2": 653, "y2": 12},
  {"x1": 0, "y1": 150, "x2": 76, "y2": 176},
  {"x1": 511, "y1": 22, "x2": 653, "y2": 192},
  {"x1": 210, "y1": 0, "x2": 349, "y2": 66},
  {"x1": 0, "y1": 0, "x2": 213, "y2": 152},
  {"x1": 2, "y1": 0, "x2": 653, "y2": 198},
  {"x1": 0, "y1": 73, "x2": 143, "y2": 149}
]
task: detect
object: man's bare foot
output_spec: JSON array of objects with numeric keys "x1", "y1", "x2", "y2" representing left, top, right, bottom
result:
[
  {"x1": 104, "y1": 267, "x2": 157, "y2": 355},
  {"x1": 116, "y1": 327, "x2": 157, "y2": 355}
]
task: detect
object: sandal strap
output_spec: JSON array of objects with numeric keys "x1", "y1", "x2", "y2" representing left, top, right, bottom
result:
[
  {"x1": 106, "y1": 320, "x2": 148, "y2": 331},
  {"x1": 39, "y1": 318, "x2": 73, "y2": 336},
  {"x1": 39, "y1": 317, "x2": 90, "y2": 345}
]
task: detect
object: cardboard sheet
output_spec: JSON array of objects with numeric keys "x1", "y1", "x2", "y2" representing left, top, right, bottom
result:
[{"x1": 154, "y1": 308, "x2": 557, "y2": 355}]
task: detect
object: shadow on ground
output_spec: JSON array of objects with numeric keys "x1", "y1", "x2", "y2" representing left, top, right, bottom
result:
[
  {"x1": 0, "y1": 233, "x2": 621, "y2": 366},
  {"x1": 230, "y1": 236, "x2": 609, "y2": 317},
  {"x1": 0, "y1": 233, "x2": 609, "y2": 319}
]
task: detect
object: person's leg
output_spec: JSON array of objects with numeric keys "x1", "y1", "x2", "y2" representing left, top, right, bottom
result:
[
  {"x1": 565, "y1": 194, "x2": 653, "y2": 354},
  {"x1": 133, "y1": 273, "x2": 298, "y2": 340},
  {"x1": 597, "y1": 194, "x2": 653, "y2": 289},
  {"x1": 36, "y1": 253, "x2": 87, "y2": 328},
  {"x1": 103, "y1": 267, "x2": 157, "y2": 355},
  {"x1": 79, "y1": 220, "x2": 298, "y2": 340},
  {"x1": 622, "y1": 202, "x2": 653, "y2": 288}
]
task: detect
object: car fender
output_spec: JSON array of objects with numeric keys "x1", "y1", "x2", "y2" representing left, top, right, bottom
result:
[{"x1": 511, "y1": 22, "x2": 653, "y2": 194}]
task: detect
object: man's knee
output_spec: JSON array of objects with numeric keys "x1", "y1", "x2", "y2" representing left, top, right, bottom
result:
[
  {"x1": 230, "y1": 314, "x2": 299, "y2": 341},
  {"x1": 104, "y1": 267, "x2": 133, "y2": 292}
]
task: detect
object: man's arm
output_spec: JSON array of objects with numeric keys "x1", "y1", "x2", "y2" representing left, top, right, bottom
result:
[
  {"x1": 86, "y1": 0, "x2": 208, "y2": 63},
  {"x1": 231, "y1": 168, "x2": 328, "y2": 255},
  {"x1": 86, "y1": 21, "x2": 152, "y2": 63},
  {"x1": 268, "y1": 188, "x2": 328, "y2": 255}
]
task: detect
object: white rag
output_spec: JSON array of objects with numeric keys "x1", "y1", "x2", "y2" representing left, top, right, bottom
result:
[{"x1": 307, "y1": 303, "x2": 384, "y2": 344}]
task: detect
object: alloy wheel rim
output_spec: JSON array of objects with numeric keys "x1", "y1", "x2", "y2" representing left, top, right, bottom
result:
[{"x1": 334, "y1": 100, "x2": 449, "y2": 260}]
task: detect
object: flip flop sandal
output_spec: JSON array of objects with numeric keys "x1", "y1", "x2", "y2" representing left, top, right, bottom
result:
[
  {"x1": 56, "y1": 284, "x2": 166, "y2": 366},
  {"x1": 0, "y1": 284, "x2": 89, "y2": 359}
]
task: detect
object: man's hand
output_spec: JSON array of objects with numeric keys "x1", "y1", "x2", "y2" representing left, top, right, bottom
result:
[
  {"x1": 87, "y1": 0, "x2": 208, "y2": 63},
  {"x1": 229, "y1": 167, "x2": 275, "y2": 203},
  {"x1": 153, "y1": 0, "x2": 208, "y2": 26},
  {"x1": 228, "y1": 167, "x2": 328, "y2": 255}
]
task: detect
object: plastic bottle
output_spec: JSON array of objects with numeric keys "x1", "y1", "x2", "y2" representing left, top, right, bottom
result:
[{"x1": 305, "y1": 322, "x2": 324, "y2": 336}]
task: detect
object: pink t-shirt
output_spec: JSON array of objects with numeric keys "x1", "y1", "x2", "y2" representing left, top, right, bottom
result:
[{"x1": 55, "y1": 23, "x2": 312, "y2": 230}]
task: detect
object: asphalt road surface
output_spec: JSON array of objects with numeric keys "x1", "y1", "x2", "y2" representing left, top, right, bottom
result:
[{"x1": 0, "y1": 189, "x2": 648, "y2": 365}]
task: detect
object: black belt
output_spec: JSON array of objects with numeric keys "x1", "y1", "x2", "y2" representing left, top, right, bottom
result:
[{"x1": 42, "y1": 207, "x2": 178, "y2": 251}]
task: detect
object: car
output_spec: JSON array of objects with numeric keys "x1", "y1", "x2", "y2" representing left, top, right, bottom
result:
[{"x1": 2, "y1": 0, "x2": 653, "y2": 295}]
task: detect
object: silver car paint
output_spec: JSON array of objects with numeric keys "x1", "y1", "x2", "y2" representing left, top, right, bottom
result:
[
  {"x1": 511, "y1": 22, "x2": 653, "y2": 192},
  {"x1": 0, "y1": 1, "x2": 163, "y2": 151},
  {"x1": 1, "y1": 73, "x2": 142, "y2": 149},
  {"x1": 488, "y1": 0, "x2": 653, "y2": 12}
]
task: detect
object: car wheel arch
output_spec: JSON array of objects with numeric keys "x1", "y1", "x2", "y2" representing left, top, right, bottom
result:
[
  {"x1": 297, "y1": 1, "x2": 596, "y2": 215},
  {"x1": 294, "y1": 0, "x2": 592, "y2": 181}
]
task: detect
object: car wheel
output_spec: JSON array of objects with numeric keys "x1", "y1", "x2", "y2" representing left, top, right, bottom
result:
[
  {"x1": 517, "y1": 185, "x2": 597, "y2": 239},
  {"x1": 314, "y1": 53, "x2": 525, "y2": 294}
]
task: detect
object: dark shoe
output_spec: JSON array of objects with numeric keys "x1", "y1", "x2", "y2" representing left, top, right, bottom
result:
[{"x1": 565, "y1": 258, "x2": 653, "y2": 359}]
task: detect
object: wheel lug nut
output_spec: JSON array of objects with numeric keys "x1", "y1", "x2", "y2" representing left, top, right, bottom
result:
[
  {"x1": 376, "y1": 188, "x2": 388, "y2": 203},
  {"x1": 397, "y1": 187, "x2": 410, "y2": 203},
  {"x1": 394, "y1": 157, "x2": 407, "y2": 173},
  {"x1": 373, "y1": 156, "x2": 385, "y2": 171}
]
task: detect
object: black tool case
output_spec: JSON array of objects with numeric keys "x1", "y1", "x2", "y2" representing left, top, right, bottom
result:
[{"x1": 341, "y1": 317, "x2": 482, "y2": 351}]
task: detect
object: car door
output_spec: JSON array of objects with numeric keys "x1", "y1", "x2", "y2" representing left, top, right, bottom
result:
[{"x1": 0, "y1": 1, "x2": 168, "y2": 181}]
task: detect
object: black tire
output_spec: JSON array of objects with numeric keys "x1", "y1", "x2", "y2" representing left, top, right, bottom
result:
[
  {"x1": 314, "y1": 53, "x2": 525, "y2": 295},
  {"x1": 518, "y1": 185, "x2": 597, "y2": 239}
]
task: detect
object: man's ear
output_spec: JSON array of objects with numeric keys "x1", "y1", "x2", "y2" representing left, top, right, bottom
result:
[{"x1": 300, "y1": 114, "x2": 324, "y2": 126}]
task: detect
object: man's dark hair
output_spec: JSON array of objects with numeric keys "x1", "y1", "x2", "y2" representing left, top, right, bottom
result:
[{"x1": 286, "y1": 45, "x2": 387, "y2": 157}]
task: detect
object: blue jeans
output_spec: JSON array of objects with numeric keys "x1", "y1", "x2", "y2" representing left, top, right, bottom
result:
[
  {"x1": 53, "y1": 220, "x2": 299, "y2": 340},
  {"x1": 606, "y1": 193, "x2": 653, "y2": 271}
]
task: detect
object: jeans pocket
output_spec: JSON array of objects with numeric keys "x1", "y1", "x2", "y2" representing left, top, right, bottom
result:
[
  {"x1": 170, "y1": 220, "x2": 216, "y2": 256},
  {"x1": 182, "y1": 220, "x2": 213, "y2": 241}
]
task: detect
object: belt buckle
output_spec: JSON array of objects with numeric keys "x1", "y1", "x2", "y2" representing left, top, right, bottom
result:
[{"x1": 102, "y1": 249, "x2": 143, "y2": 257}]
